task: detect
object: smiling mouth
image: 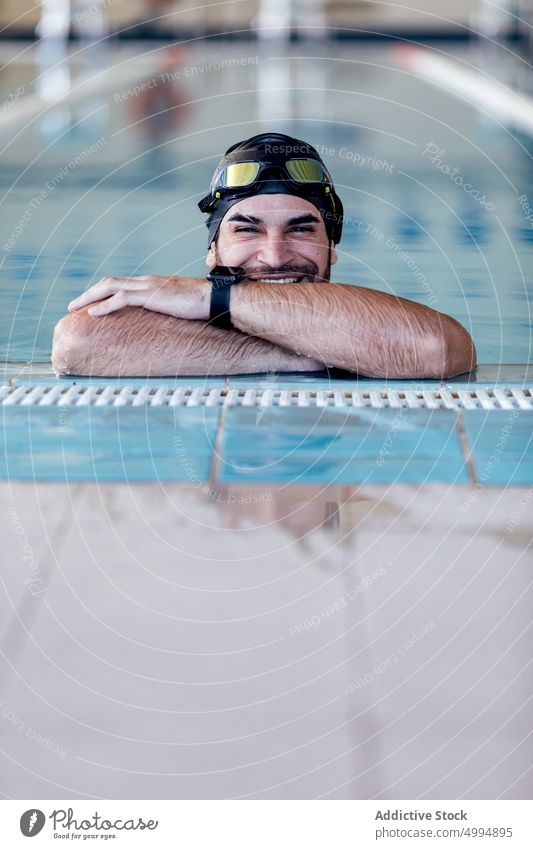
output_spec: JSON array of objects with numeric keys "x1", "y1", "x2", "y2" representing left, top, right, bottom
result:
[{"x1": 244, "y1": 273, "x2": 309, "y2": 283}]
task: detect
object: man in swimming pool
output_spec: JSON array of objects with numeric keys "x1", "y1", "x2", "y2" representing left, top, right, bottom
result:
[{"x1": 52, "y1": 132, "x2": 476, "y2": 378}]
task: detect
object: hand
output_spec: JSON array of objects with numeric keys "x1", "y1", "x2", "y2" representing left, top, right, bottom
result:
[{"x1": 67, "y1": 275, "x2": 211, "y2": 320}]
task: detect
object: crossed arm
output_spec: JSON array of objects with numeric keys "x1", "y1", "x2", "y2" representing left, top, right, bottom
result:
[{"x1": 51, "y1": 276, "x2": 476, "y2": 379}]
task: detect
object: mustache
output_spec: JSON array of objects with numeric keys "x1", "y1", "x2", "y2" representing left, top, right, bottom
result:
[{"x1": 242, "y1": 262, "x2": 320, "y2": 279}]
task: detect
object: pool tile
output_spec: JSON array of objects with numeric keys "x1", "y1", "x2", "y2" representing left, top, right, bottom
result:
[
  {"x1": 446, "y1": 364, "x2": 532, "y2": 384},
  {"x1": 218, "y1": 407, "x2": 468, "y2": 484},
  {"x1": 0, "y1": 362, "x2": 26, "y2": 382},
  {"x1": 0, "y1": 406, "x2": 218, "y2": 482},
  {"x1": 225, "y1": 372, "x2": 444, "y2": 390},
  {"x1": 15, "y1": 362, "x2": 57, "y2": 381},
  {"x1": 1, "y1": 477, "x2": 530, "y2": 800},
  {"x1": 13, "y1": 373, "x2": 229, "y2": 388},
  {"x1": 461, "y1": 410, "x2": 533, "y2": 485}
]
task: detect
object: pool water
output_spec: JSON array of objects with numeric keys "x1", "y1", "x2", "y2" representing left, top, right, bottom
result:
[{"x1": 0, "y1": 41, "x2": 531, "y2": 364}]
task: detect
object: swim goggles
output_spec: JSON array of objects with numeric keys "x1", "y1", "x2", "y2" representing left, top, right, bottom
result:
[{"x1": 198, "y1": 158, "x2": 334, "y2": 212}]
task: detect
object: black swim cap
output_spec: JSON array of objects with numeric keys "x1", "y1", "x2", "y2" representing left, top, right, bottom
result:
[{"x1": 198, "y1": 132, "x2": 344, "y2": 247}]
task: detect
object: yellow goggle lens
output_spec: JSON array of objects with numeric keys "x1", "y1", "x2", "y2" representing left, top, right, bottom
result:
[
  {"x1": 220, "y1": 162, "x2": 261, "y2": 188},
  {"x1": 285, "y1": 159, "x2": 325, "y2": 182}
]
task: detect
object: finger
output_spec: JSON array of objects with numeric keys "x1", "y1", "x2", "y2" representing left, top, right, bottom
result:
[
  {"x1": 68, "y1": 278, "x2": 122, "y2": 311},
  {"x1": 87, "y1": 291, "x2": 128, "y2": 316},
  {"x1": 68, "y1": 277, "x2": 116, "y2": 312}
]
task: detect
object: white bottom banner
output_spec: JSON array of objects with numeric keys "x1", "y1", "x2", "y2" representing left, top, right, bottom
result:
[{"x1": 1, "y1": 800, "x2": 532, "y2": 848}]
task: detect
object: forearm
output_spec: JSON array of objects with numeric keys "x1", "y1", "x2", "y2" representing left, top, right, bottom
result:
[
  {"x1": 51, "y1": 305, "x2": 323, "y2": 376},
  {"x1": 230, "y1": 282, "x2": 476, "y2": 378}
]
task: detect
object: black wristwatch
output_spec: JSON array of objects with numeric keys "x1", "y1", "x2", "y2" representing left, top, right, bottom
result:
[{"x1": 207, "y1": 266, "x2": 243, "y2": 330}]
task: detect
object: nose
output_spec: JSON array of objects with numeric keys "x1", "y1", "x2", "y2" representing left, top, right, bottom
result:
[{"x1": 256, "y1": 233, "x2": 294, "y2": 268}]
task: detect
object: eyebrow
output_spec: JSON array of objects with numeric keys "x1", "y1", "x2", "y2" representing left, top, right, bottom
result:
[
  {"x1": 227, "y1": 213, "x2": 321, "y2": 226},
  {"x1": 227, "y1": 213, "x2": 263, "y2": 225}
]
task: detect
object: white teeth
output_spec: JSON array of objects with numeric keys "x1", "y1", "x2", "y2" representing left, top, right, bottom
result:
[{"x1": 257, "y1": 277, "x2": 298, "y2": 283}]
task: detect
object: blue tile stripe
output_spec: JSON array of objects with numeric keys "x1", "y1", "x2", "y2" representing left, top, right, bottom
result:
[
  {"x1": 1, "y1": 402, "x2": 531, "y2": 486},
  {"x1": 218, "y1": 407, "x2": 470, "y2": 485},
  {"x1": 0, "y1": 406, "x2": 218, "y2": 483},
  {"x1": 461, "y1": 410, "x2": 533, "y2": 487}
]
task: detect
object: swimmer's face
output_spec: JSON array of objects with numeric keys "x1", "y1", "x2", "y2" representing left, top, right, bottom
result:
[{"x1": 206, "y1": 194, "x2": 337, "y2": 283}]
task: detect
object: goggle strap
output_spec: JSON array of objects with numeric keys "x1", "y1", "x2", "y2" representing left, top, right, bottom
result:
[{"x1": 198, "y1": 193, "x2": 216, "y2": 213}]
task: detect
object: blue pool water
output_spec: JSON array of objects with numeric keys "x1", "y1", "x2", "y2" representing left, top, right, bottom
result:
[{"x1": 0, "y1": 41, "x2": 531, "y2": 364}]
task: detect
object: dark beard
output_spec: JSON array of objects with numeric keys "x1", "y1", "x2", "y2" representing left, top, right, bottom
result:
[{"x1": 214, "y1": 245, "x2": 332, "y2": 282}]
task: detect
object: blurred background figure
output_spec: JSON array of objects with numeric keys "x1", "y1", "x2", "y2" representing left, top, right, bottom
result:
[
  {"x1": 71, "y1": 0, "x2": 110, "y2": 42},
  {"x1": 126, "y1": 45, "x2": 194, "y2": 142},
  {"x1": 36, "y1": 0, "x2": 70, "y2": 39},
  {"x1": 35, "y1": 0, "x2": 72, "y2": 137},
  {"x1": 254, "y1": 0, "x2": 292, "y2": 40}
]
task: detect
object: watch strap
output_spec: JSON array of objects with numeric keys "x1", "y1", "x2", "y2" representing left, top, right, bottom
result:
[
  {"x1": 209, "y1": 277, "x2": 234, "y2": 330},
  {"x1": 207, "y1": 267, "x2": 243, "y2": 330}
]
